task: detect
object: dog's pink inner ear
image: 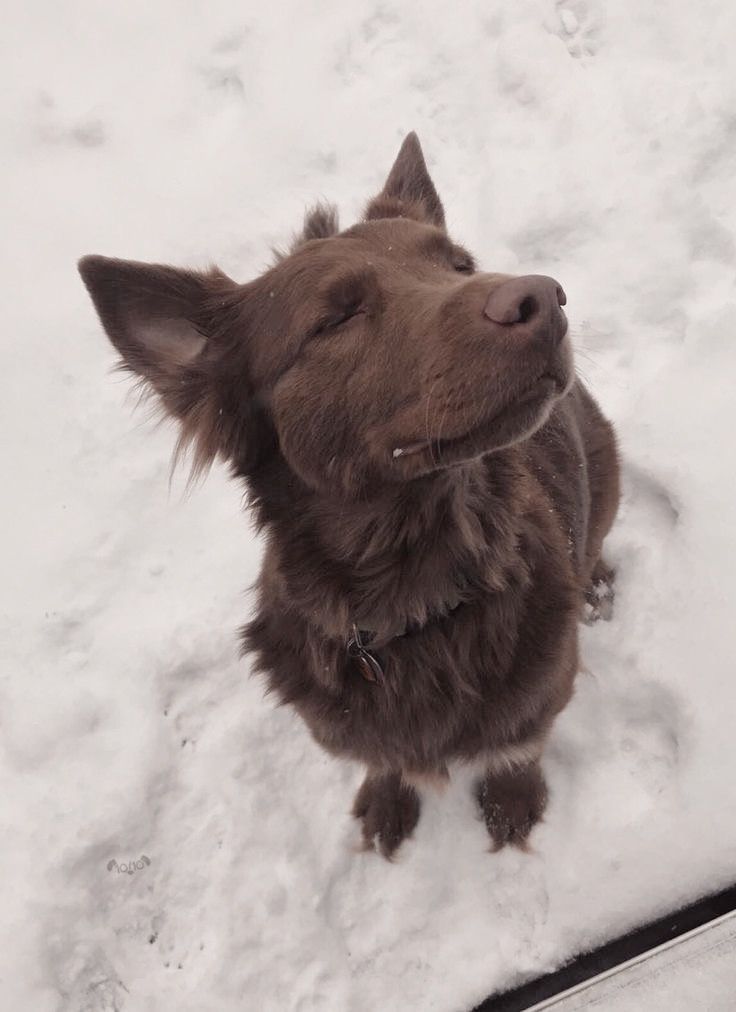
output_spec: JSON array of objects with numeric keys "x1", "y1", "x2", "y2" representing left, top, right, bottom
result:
[
  {"x1": 78, "y1": 255, "x2": 222, "y2": 384},
  {"x1": 365, "y1": 131, "x2": 446, "y2": 230},
  {"x1": 135, "y1": 316, "x2": 206, "y2": 370}
]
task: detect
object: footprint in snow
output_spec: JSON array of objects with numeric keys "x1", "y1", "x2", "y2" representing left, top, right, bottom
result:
[
  {"x1": 623, "y1": 460, "x2": 681, "y2": 527},
  {"x1": 34, "y1": 93, "x2": 106, "y2": 149},
  {"x1": 613, "y1": 675, "x2": 684, "y2": 801},
  {"x1": 554, "y1": 0, "x2": 605, "y2": 60},
  {"x1": 211, "y1": 26, "x2": 251, "y2": 54}
]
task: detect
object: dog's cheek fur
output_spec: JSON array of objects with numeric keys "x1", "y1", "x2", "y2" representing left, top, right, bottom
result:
[
  {"x1": 271, "y1": 362, "x2": 375, "y2": 497},
  {"x1": 176, "y1": 366, "x2": 277, "y2": 483}
]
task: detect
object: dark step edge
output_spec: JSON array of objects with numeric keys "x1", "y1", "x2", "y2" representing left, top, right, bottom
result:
[{"x1": 472, "y1": 881, "x2": 736, "y2": 1012}]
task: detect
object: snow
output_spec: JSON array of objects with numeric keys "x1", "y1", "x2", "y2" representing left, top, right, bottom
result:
[{"x1": 2, "y1": 1, "x2": 736, "y2": 1009}]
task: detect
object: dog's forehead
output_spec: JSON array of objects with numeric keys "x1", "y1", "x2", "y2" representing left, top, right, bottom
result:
[
  {"x1": 339, "y1": 217, "x2": 445, "y2": 251},
  {"x1": 261, "y1": 217, "x2": 447, "y2": 291}
]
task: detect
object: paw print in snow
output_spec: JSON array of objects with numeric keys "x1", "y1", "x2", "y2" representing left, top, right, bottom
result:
[
  {"x1": 555, "y1": 1, "x2": 604, "y2": 60},
  {"x1": 615, "y1": 677, "x2": 684, "y2": 802}
]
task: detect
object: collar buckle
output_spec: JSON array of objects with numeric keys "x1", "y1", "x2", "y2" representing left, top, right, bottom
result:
[{"x1": 347, "y1": 624, "x2": 384, "y2": 683}]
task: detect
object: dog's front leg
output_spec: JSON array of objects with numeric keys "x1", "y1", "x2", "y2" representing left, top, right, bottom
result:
[
  {"x1": 475, "y1": 760, "x2": 548, "y2": 851},
  {"x1": 352, "y1": 770, "x2": 420, "y2": 859}
]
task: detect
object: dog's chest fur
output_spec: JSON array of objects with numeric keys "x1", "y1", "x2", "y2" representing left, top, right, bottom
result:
[{"x1": 243, "y1": 417, "x2": 582, "y2": 775}]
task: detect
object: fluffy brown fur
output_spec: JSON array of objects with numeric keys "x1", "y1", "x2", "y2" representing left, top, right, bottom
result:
[{"x1": 79, "y1": 133, "x2": 619, "y2": 858}]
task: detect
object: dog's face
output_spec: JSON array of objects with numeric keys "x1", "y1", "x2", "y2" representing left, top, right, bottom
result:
[{"x1": 80, "y1": 133, "x2": 573, "y2": 496}]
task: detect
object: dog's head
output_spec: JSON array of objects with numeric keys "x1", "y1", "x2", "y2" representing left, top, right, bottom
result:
[{"x1": 80, "y1": 133, "x2": 572, "y2": 497}]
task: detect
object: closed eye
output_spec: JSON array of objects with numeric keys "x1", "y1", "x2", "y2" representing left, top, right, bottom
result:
[
  {"x1": 451, "y1": 252, "x2": 475, "y2": 275},
  {"x1": 312, "y1": 306, "x2": 365, "y2": 337},
  {"x1": 420, "y1": 234, "x2": 476, "y2": 275}
]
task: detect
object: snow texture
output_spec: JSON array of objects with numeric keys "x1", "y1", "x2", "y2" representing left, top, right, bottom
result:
[{"x1": 2, "y1": 2, "x2": 736, "y2": 1010}]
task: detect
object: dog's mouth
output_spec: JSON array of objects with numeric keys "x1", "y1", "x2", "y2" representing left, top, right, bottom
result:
[{"x1": 391, "y1": 370, "x2": 569, "y2": 469}]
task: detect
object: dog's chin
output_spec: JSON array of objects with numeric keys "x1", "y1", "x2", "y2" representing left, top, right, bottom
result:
[{"x1": 389, "y1": 375, "x2": 568, "y2": 478}]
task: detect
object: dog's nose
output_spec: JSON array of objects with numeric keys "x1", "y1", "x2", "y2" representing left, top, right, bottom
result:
[{"x1": 483, "y1": 275, "x2": 567, "y2": 337}]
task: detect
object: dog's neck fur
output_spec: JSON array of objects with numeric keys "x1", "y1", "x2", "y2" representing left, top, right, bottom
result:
[{"x1": 243, "y1": 448, "x2": 532, "y2": 645}]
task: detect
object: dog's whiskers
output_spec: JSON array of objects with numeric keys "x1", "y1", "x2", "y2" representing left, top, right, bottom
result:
[
  {"x1": 572, "y1": 347, "x2": 599, "y2": 367},
  {"x1": 433, "y1": 398, "x2": 451, "y2": 465},
  {"x1": 423, "y1": 376, "x2": 442, "y2": 468}
]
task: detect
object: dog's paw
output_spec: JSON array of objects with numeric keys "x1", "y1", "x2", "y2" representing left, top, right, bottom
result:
[
  {"x1": 476, "y1": 763, "x2": 548, "y2": 851},
  {"x1": 352, "y1": 772, "x2": 420, "y2": 860},
  {"x1": 583, "y1": 558, "x2": 615, "y2": 623}
]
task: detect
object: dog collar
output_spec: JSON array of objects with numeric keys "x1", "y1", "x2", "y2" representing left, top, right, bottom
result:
[
  {"x1": 346, "y1": 595, "x2": 466, "y2": 684},
  {"x1": 347, "y1": 624, "x2": 385, "y2": 683}
]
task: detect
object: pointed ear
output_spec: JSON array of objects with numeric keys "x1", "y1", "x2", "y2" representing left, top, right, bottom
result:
[
  {"x1": 79, "y1": 255, "x2": 242, "y2": 477},
  {"x1": 78, "y1": 255, "x2": 227, "y2": 395},
  {"x1": 365, "y1": 132, "x2": 446, "y2": 229}
]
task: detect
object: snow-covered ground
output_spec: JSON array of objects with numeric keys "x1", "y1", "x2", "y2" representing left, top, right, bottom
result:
[{"x1": 3, "y1": 1, "x2": 736, "y2": 1009}]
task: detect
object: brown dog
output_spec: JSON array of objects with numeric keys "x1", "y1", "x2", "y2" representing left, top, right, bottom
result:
[{"x1": 79, "y1": 133, "x2": 619, "y2": 858}]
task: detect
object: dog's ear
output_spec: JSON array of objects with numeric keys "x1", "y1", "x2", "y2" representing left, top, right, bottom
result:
[
  {"x1": 299, "y1": 203, "x2": 339, "y2": 243},
  {"x1": 79, "y1": 255, "x2": 248, "y2": 478},
  {"x1": 276, "y1": 203, "x2": 340, "y2": 261},
  {"x1": 365, "y1": 132, "x2": 446, "y2": 229},
  {"x1": 78, "y1": 255, "x2": 227, "y2": 396}
]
